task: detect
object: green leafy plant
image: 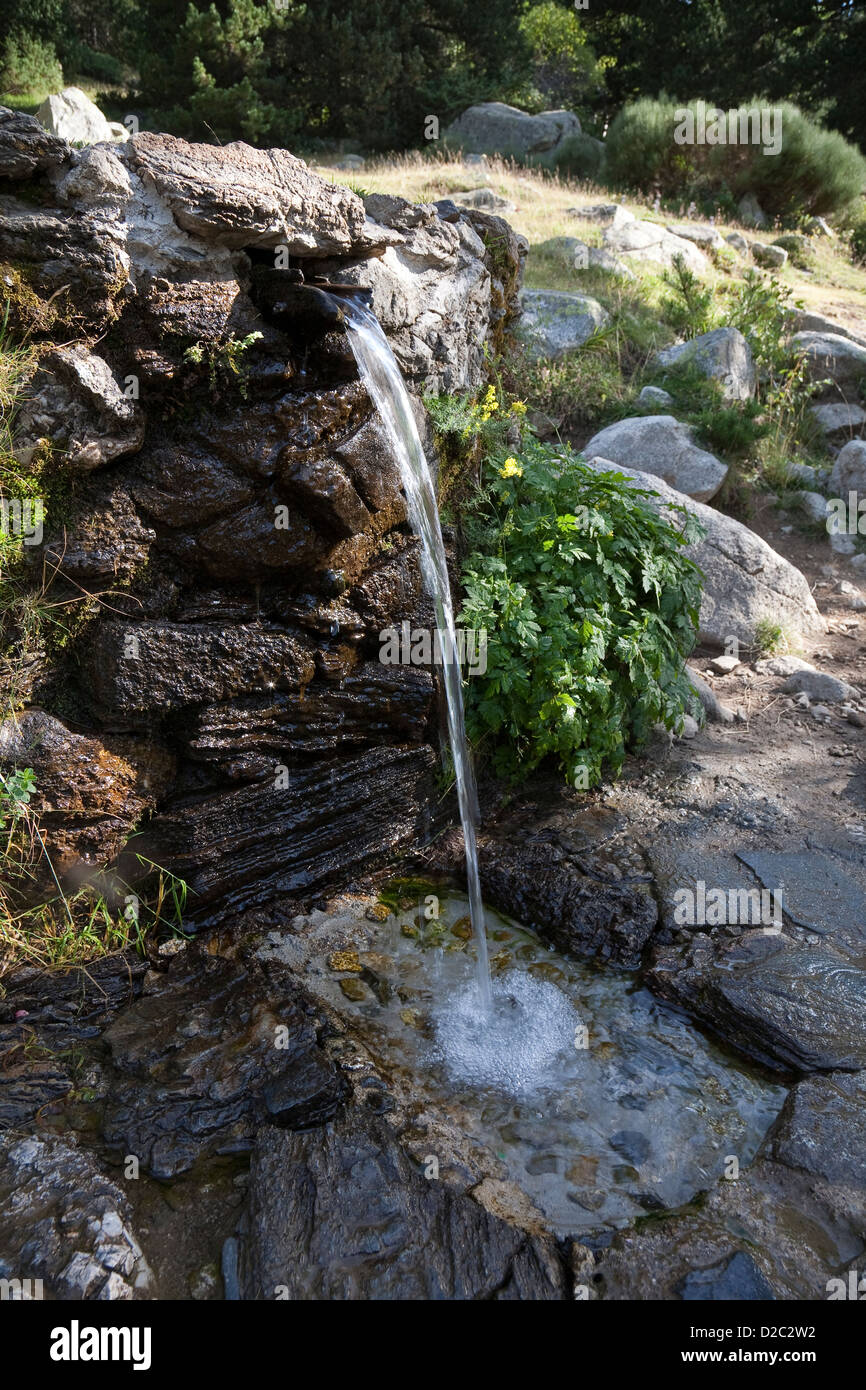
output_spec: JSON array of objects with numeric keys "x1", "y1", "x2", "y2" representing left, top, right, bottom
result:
[
  {"x1": 183, "y1": 330, "x2": 263, "y2": 397},
  {"x1": 459, "y1": 433, "x2": 704, "y2": 787}
]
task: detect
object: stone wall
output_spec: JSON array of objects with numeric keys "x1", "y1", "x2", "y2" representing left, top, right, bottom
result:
[{"x1": 0, "y1": 112, "x2": 523, "y2": 926}]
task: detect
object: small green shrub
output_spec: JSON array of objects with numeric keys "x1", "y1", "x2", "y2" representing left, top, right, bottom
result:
[
  {"x1": 605, "y1": 97, "x2": 866, "y2": 221},
  {"x1": 0, "y1": 30, "x2": 63, "y2": 97},
  {"x1": 660, "y1": 255, "x2": 715, "y2": 338},
  {"x1": 459, "y1": 434, "x2": 704, "y2": 787},
  {"x1": 550, "y1": 132, "x2": 606, "y2": 182}
]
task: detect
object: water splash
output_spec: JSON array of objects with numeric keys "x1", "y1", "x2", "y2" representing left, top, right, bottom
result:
[{"x1": 340, "y1": 297, "x2": 492, "y2": 1010}]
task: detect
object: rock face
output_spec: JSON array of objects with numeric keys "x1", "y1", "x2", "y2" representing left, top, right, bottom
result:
[
  {"x1": 0, "y1": 113, "x2": 521, "y2": 921},
  {"x1": 653, "y1": 327, "x2": 756, "y2": 402},
  {"x1": 444, "y1": 101, "x2": 580, "y2": 160},
  {"x1": 235, "y1": 1107, "x2": 567, "y2": 1299},
  {"x1": 583, "y1": 457, "x2": 825, "y2": 647},
  {"x1": 35, "y1": 87, "x2": 127, "y2": 146},
  {"x1": 767, "y1": 1072, "x2": 866, "y2": 1186},
  {"x1": 516, "y1": 288, "x2": 610, "y2": 360},
  {"x1": 811, "y1": 401, "x2": 866, "y2": 443},
  {"x1": 583, "y1": 417, "x2": 728, "y2": 503}
]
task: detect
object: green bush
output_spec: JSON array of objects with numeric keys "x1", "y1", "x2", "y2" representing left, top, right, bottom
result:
[
  {"x1": 459, "y1": 434, "x2": 704, "y2": 787},
  {"x1": 0, "y1": 30, "x2": 63, "y2": 95},
  {"x1": 605, "y1": 97, "x2": 866, "y2": 221},
  {"x1": 549, "y1": 131, "x2": 606, "y2": 181},
  {"x1": 516, "y1": 2, "x2": 607, "y2": 123}
]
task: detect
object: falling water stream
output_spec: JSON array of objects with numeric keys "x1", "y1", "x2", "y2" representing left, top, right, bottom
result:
[{"x1": 341, "y1": 298, "x2": 493, "y2": 1011}]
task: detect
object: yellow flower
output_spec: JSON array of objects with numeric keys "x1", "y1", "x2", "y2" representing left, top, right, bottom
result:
[
  {"x1": 499, "y1": 457, "x2": 523, "y2": 478},
  {"x1": 509, "y1": 400, "x2": 527, "y2": 416},
  {"x1": 478, "y1": 384, "x2": 499, "y2": 421}
]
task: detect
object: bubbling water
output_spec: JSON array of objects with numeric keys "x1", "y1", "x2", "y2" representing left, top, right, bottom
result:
[{"x1": 429, "y1": 970, "x2": 580, "y2": 1094}]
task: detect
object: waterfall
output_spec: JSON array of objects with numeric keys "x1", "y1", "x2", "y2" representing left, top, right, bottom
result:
[{"x1": 340, "y1": 297, "x2": 492, "y2": 1011}]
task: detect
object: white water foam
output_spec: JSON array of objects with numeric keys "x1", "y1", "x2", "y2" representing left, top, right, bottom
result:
[{"x1": 429, "y1": 970, "x2": 580, "y2": 1094}]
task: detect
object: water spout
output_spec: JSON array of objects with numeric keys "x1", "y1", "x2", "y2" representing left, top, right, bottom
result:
[{"x1": 340, "y1": 297, "x2": 492, "y2": 1011}]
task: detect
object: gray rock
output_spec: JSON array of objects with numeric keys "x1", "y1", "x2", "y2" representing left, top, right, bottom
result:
[
  {"x1": 665, "y1": 223, "x2": 725, "y2": 250},
  {"x1": 102, "y1": 949, "x2": 344, "y2": 1178},
  {"x1": 609, "y1": 1130, "x2": 651, "y2": 1165},
  {"x1": 678, "y1": 1252, "x2": 776, "y2": 1301},
  {"x1": 768, "y1": 1072, "x2": 866, "y2": 1187},
  {"x1": 567, "y1": 202, "x2": 634, "y2": 229},
  {"x1": 582, "y1": 457, "x2": 825, "y2": 647},
  {"x1": 793, "y1": 332, "x2": 866, "y2": 389},
  {"x1": 830, "y1": 439, "x2": 866, "y2": 495},
  {"x1": 639, "y1": 384, "x2": 674, "y2": 406},
  {"x1": 53, "y1": 143, "x2": 132, "y2": 208},
  {"x1": 236, "y1": 1107, "x2": 567, "y2": 1299},
  {"x1": 724, "y1": 231, "x2": 749, "y2": 255},
  {"x1": 516, "y1": 288, "x2": 610, "y2": 361},
  {"x1": 653, "y1": 326, "x2": 756, "y2": 402},
  {"x1": 755, "y1": 654, "x2": 814, "y2": 676},
  {"x1": 0, "y1": 106, "x2": 70, "y2": 177},
  {"x1": 451, "y1": 187, "x2": 515, "y2": 213},
  {"x1": 807, "y1": 216, "x2": 834, "y2": 237},
  {"x1": 737, "y1": 848, "x2": 866, "y2": 948},
  {"x1": 738, "y1": 193, "x2": 768, "y2": 228},
  {"x1": 649, "y1": 931, "x2": 866, "y2": 1073},
  {"x1": 751, "y1": 241, "x2": 788, "y2": 269},
  {"x1": 810, "y1": 402, "x2": 866, "y2": 442},
  {"x1": 444, "y1": 101, "x2": 580, "y2": 159},
  {"x1": 792, "y1": 309, "x2": 866, "y2": 347},
  {"x1": 602, "y1": 219, "x2": 708, "y2": 274},
  {"x1": 686, "y1": 667, "x2": 735, "y2": 724},
  {"x1": 583, "y1": 417, "x2": 728, "y2": 502},
  {"x1": 0, "y1": 1135, "x2": 152, "y2": 1300},
  {"x1": 36, "y1": 87, "x2": 126, "y2": 146},
  {"x1": 13, "y1": 344, "x2": 144, "y2": 470},
  {"x1": 796, "y1": 490, "x2": 830, "y2": 525},
  {"x1": 782, "y1": 668, "x2": 857, "y2": 702},
  {"x1": 785, "y1": 461, "x2": 826, "y2": 487}
]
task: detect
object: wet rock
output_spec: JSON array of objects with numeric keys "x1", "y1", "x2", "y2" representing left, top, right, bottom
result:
[
  {"x1": 84, "y1": 621, "x2": 317, "y2": 720},
  {"x1": 126, "y1": 133, "x2": 384, "y2": 257},
  {"x1": 736, "y1": 848, "x2": 866, "y2": 948},
  {"x1": 277, "y1": 452, "x2": 372, "y2": 538},
  {"x1": 0, "y1": 106, "x2": 70, "y2": 178},
  {"x1": 677, "y1": 1251, "x2": 776, "y2": 1300},
  {"x1": 0, "y1": 196, "x2": 128, "y2": 334},
  {"x1": 131, "y1": 440, "x2": 256, "y2": 527},
  {"x1": 144, "y1": 744, "x2": 436, "y2": 927},
  {"x1": 13, "y1": 345, "x2": 144, "y2": 470},
  {"x1": 0, "y1": 709, "x2": 173, "y2": 875},
  {"x1": 476, "y1": 836, "x2": 657, "y2": 969},
  {"x1": 235, "y1": 1106, "x2": 567, "y2": 1299},
  {"x1": 102, "y1": 949, "x2": 343, "y2": 1179},
  {"x1": 609, "y1": 1130, "x2": 651, "y2": 1165},
  {"x1": 648, "y1": 931, "x2": 866, "y2": 1073},
  {"x1": 44, "y1": 480, "x2": 155, "y2": 587},
  {"x1": 187, "y1": 663, "x2": 433, "y2": 761},
  {"x1": 766, "y1": 1071, "x2": 866, "y2": 1187},
  {"x1": 0, "y1": 1134, "x2": 152, "y2": 1299},
  {"x1": 195, "y1": 495, "x2": 322, "y2": 581}
]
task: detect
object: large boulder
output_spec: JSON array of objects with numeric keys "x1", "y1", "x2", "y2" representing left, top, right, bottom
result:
[
  {"x1": 35, "y1": 87, "x2": 126, "y2": 146},
  {"x1": 516, "y1": 288, "x2": 610, "y2": 361},
  {"x1": 602, "y1": 219, "x2": 708, "y2": 274},
  {"x1": 653, "y1": 327, "x2": 756, "y2": 402},
  {"x1": 665, "y1": 223, "x2": 726, "y2": 251},
  {"x1": 444, "y1": 101, "x2": 580, "y2": 160},
  {"x1": 582, "y1": 416, "x2": 728, "y2": 503},
  {"x1": 792, "y1": 332, "x2": 866, "y2": 390},
  {"x1": 583, "y1": 456, "x2": 825, "y2": 647},
  {"x1": 0, "y1": 106, "x2": 70, "y2": 177},
  {"x1": 810, "y1": 401, "x2": 866, "y2": 444},
  {"x1": 791, "y1": 309, "x2": 866, "y2": 347}
]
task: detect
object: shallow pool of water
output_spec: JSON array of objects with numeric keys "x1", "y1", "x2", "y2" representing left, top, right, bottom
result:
[{"x1": 306, "y1": 894, "x2": 787, "y2": 1233}]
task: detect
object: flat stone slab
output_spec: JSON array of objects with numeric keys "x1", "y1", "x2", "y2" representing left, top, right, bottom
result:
[
  {"x1": 767, "y1": 1072, "x2": 866, "y2": 1187},
  {"x1": 736, "y1": 849, "x2": 866, "y2": 946},
  {"x1": 677, "y1": 1251, "x2": 776, "y2": 1301},
  {"x1": 649, "y1": 931, "x2": 866, "y2": 1073}
]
